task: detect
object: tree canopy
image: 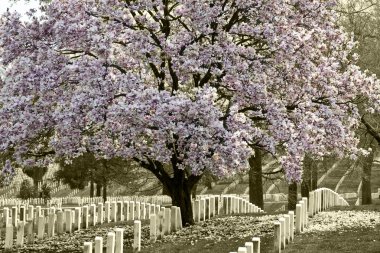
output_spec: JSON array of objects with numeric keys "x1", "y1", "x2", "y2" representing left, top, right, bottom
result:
[{"x1": 0, "y1": 0, "x2": 379, "y2": 186}]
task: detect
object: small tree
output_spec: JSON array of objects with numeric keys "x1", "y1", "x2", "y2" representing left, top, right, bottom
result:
[
  {"x1": 55, "y1": 153, "x2": 148, "y2": 201},
  {"x1": 23, "y1": 166, "x2": 48, "y2": 193},
  {"x1": 40, "y1": 183, "x2": 51, "y2": 203},
  {"x1": 18, "y1": 179, "x2": 37, "y2": 199}
]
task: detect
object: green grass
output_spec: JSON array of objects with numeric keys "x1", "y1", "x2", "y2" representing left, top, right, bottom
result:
[
  {"x1": 284, "y1": 225, "x2": 380, "y2": 253},
  {"x1": 227, "y1": 183, "x2": 248, "y2": 194},
  {"x1": 338, "y1": 170, "x2": 361, "y2": 194},
  {"x1": 136, "y1": 233, "x2": 275, "y2": 253},
  {"x1": 282, "y1": 201, "x2": 380, "y2": 253},
  {"x1": 319, "y1": 167, "x2": 345, "y2": 190}
]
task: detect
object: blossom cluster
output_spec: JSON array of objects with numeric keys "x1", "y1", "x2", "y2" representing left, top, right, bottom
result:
[{"x1": 0, "y1": 0, "x2": 379, "y2": 181}]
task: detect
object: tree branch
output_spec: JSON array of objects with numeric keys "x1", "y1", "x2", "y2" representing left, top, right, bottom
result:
[{"x1": 361, "y1": 116, "x2": 380, "y2": 145}]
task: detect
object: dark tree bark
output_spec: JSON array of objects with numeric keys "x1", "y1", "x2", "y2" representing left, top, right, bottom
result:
[
  {"x1": 96, "y1": 183, "x2": 102, "y2": 197},
  {"x1": 361, "y1": 118, "x2": 380, "y2": 201},
  {"x1": 90, "y1": 179, "x2": 94, "y2": 198},
  {"x1": 170, "y1": 169, "x2": 196, "y2": 226},
  {"x1": 288, "y1": 182, "x2": 297, "y2": 211},
  {"x1": 311, "y1": 165, "x2": 318, "y2": 190},
  {"x1": 162, "y1": 183, "x2": 171, "y2": 196},
  {"x1": 171, "y1": 184, "x2": 193, "y2": 225},
  {"x1": 301, "y1": 155, "x2": 312, "y2": 198},
  {"x1": 362, "y1": 144, "x2": 374, "y2": 205},
  {"x1": 33, "y1": 179, "x2": 40, "y2": 194},
  {"x1": 249, "y1": 148, "x2": 264, "y2": 209},
  {"x1": 23, "y1": 166, "x2": 47, "y2": 196},
  {"x1": 191, "y1": 183, "x2": 198, "y2": 199},
  {"x1": 301, "y1": 181, "x2": 309, "y2": 198},
  {"x1": 102, "y1": 179, "x2": 107, "y2": 202},
  {"x1": 138, "y1": 157, "x2": 201, "y2": 226}
]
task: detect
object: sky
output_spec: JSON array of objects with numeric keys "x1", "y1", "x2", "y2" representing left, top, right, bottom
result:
[{"x1": 0, "y1": 0, "x2": 40, "y2": 16}]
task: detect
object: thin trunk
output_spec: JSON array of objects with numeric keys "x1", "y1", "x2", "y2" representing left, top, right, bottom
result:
[
  {"x1": 96, "y1": 183, "x2": 102, "y2": 197},
  {"x1": 33, "y1": 178, "x2": 39, "y2": 196},
  {"x1": 301, "y1": 155, "x2": 312, "y2": 198},
  {"x1": 191, "y1": 183, "x2": 197, "y2": 199},
  {"x1": 362, "y1": 146, "x2": 374, "y2": 205},
  {"x1": 311, "y1": 166, "x2": 318, "y2": 190},
  {"x1": 102, "y1": 179, "x2": 107, "y2": 202},
  {"x1": 205, "y1": 174, "x2": 213, "y2": 188},
  {"x1": 90, "y1": 180, "x2": 94, "y2": 198},
  {"x1": 301, "y1": 181, "x2": 309, "y2": 198},
  {"x1": 249, "y1": 148, "x2": 264, "y2": 209},
  {"x1": 288, "y1": 182, "x2": 297, "y2": 211}
]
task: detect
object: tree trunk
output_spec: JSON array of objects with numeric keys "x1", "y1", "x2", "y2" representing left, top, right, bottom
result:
[
  {"x1": 288, "y1": 182, "x2": 297, "y2": 211},
  {"x1": 102, "y1": 179, "x2": 107, "y2": 202},
  {"x1": 90, "y1": 180, "x2": 94, "y2": 198},
  {"x1": 249, "y1": 148, "x2": 264, "y2": 209},
  {"x1": 169, "y1": 162, "x2": 201, "y2": 227},
  {"x1": 170, "y1": 180, "x2": 194, "y2": 226},
  {"x1": 140, "y1": 158, "x2": 201, "y2": 227},
  {"x1": 162, "y1": 183, "x2": 170, "y2": 196},
  {"x1": 191, "y1": 183, "x2": 198, "y2": 199},
  {"x1": 362, "y1": 145, "x2": 374, "y2": 205},
  {"x1": 301, "y1": 181, "x2": 309, "y2": 198},
  {"x1": 301, "y1": 155, "x2": 312, "y2": 198},
  {"x1": 96, "y1": 183, "x2": 102, "y2": 197},
  {"x1": 311, "y1": 166, "x2": 318, "y2": 190},
  {"x1": 33, "y1": 178, "x2": 39, "y2": 196}
]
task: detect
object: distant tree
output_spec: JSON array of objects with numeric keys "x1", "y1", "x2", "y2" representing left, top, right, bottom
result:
[
  {"x1": 360, "y1": 136, "x2": 376, "y2": 204},
  {"x1": 18, "y1": 179, "x2": 37, "y2": 199},
  {"x1": 337, "y1": 0, "x2": 380, "y2": 203},
  {"x1": 40, "y1": 182, "x2": 51, "y2": 203},
  {"x1": 55, "y1": 153, "x2": 148, "y2": 201},
  {"x1": 22, "y1": 166, "x2": 47, "y2": 192}
]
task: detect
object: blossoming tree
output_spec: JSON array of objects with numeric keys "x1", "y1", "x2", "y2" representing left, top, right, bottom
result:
[{"x1": 1, "y1": 0, "x2": 379, "y2": 224}]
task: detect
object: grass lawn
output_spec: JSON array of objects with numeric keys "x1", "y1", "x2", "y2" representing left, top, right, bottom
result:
[
  {"x1": 284, "y1": 225, "x2": 380, "y2": 253},
  {"x1": 136, "y1": 234, "x2": 275, "y2": 253},
  {"x1": 283, "y1": 201, "x2": 380, "y2": 253}
]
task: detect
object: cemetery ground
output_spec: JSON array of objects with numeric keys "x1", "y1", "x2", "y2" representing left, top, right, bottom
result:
[
  {"x1": 1, "y1": 200, "x2": 380, "y2": 252},
  {"x1": 286, "y1": 225, "x2": 380, "y2": 253},
  {"x1": 0, "y1": 212, "x2": 278, "y2": 252},
  {"x1": 1, "y1": 160, "x2": 379, "y2": 252},
  {"x1": 284, "y1": 202, "x2": 380, "y2": 253}
]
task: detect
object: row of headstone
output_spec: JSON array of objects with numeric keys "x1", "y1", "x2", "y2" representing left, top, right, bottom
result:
[
  {"x1": 199, "y1": 191, "x2": 356, "y2": 203},
  {"x1": 0, "y1": 187, "x2": 18, "y2": 199},
  {"x1": 0, "y1": 188, "x2": 351, "y2": 209},
  {"x1": 230, "y1": 237, "x2": 260, "y2": 253},
  {"x1": 83, "y1": 227, "x2": 125, "y2": 253},
  {"x1": 66, "y1": 189, "x2": 80, "y2": 198},
  {"x1": 0, "y1": 195, "x2": 172, "y2": 208},
  {"x1": 50, "y1": 183, "x2": 69, "y2": 195},
  {"x1": 0, "y1": 198, "x2": 62, "y2": 207},
  {"x1": 84, "y1": 206, "x2": 183, "y2": 253},
  {"x1": 150, "y1": 197, "x2": 260, "y2": 251},
  {"x1": 83, "y1": 221, "x2": 139, "y2": 253},
  {"x1": 274, "y1": 210, "x2": 294, "y2": 252},
  {"x1": 2, "y1": 200, "x2": 163, "y2": 250},
  {"x1": 308, "y1": 187, "x2": 349, "y2": 217},
  {"x1": 149, "y1": 205, "x2": 182, "y2": 242},
  {"x1": 273, "y1": 188, "x2": 349, "y2": 252},
  {"x1": 221, "y1": 195, "x2": 264, "y2": 215}
]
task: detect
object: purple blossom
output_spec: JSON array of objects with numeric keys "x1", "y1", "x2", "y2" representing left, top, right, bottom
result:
[{"x1": 0, "y1": 0, "x2": 379, "y2": 183}]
